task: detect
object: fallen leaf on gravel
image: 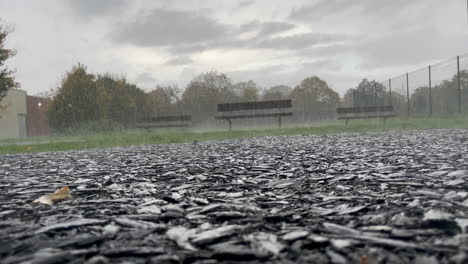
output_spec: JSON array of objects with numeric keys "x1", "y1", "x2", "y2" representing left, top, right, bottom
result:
[{"x1": 32, "y1": 186, "x2": 71, "y2": 205}]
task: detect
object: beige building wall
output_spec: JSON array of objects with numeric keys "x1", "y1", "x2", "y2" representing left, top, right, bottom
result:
[{"x1": 0, "y1": 89, "x2": 27, "y2": 139}]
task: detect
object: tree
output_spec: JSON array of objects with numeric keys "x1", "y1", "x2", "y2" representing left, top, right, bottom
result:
[
  {"x1": 146, "y1": 84, "x2": 181, "y2": 116},
  {"x1": 290, "y1": 76, "x2": 340, "y2": 121},
  {"x1": 0, "y1": 23, "x2": 18, "y2": 100},
  {"x1": 341, "y1": 88, "x2": 356, "y2": 107},
  {"x1": 342, "y1": 79, "x2": 407, "y2": 114},
  {"x1": 47, "y1": 64, "x2": 148, "y2": 132},
  {"x1": 181, "y1": 71, "x2": 237, "y2": 123},
  {"x1": 262, "y1": 85, "x2": 292, "y2": 100},
  {"x1": 47, "y1": 64, "x2": 99, "y2": 130},
  {"x1": 96, "y1": 74, "x2": 147, "y2": 127},
  {"x1": 232, "y1": 80, "x2": 259, "y2": 101},
  {"x1": 408, "y1": 70, "x2": 468, "y2": 116},
  {"x1": 342, "y1": 79, "x2": 388, "y2": 107},
  {"x1": 430, "y1": 70, "x2": 468, "y2": 115},
  {"x1": 410, "y1": 86, "x2": 430, "y2": 115}
]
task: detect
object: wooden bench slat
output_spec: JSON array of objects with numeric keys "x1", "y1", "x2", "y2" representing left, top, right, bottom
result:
[
  {"x1": 336, "y1": 105, "x2": 396, "y2": 125},
  {"x1": 218, "y1": 100, "x2": 292, "y2": 112},
  {"x1": 136, "y1": 115, "x2": 192, "y2": 129},
  {"x1": 336, "y1": 105, "x2": 394, "y2": 114},
  {"x1": 136, "y1": 123, "x2": 190, "y2": 129},
  {"x1": 337, "y1": 114, "x2": 396, "y2": 120},
  {"x1": 216, "y1": 100, "x2": 293, "y2": 130},
  {"x1": 215, "y1": 112, "x2": 293, "y2": 120},
  {"x1": 141, "y1": 115, "x2": 191, "y2": 122}
]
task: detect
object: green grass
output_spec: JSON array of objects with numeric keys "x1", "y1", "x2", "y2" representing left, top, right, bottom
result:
[{"x1": 1, "y1": 116, "x2": 467, "y2": 155}]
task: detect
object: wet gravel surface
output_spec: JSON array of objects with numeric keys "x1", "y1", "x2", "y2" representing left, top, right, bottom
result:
[{"x1": 1, "y1": 129, "x2": 468, "y2": 264}]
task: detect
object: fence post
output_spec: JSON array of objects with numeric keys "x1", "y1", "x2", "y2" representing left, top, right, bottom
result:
[
  {"x1": 429, "y1": 65, "x2": 432, "y2": 116},
  {"x1": 362, "y1": 85, "x2": 366, "y2": 107},
  {"x1": 406, "y1": 73, "x2": 410, "y2": 116},
  {"x1": 353, "y1": 89, "x2": 357, "y2": 107},
  {"x1": 457, "y1": 55, "x2": 461, "y2": 114},
  {"x1": 388, "y1": 79, "x2": 392, "y2": 106},
  {"x1": 373, "y1": 82, "x2": 377, "y2": 106}
]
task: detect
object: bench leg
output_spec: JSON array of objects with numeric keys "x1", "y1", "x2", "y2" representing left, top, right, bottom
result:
[
  {"x1": 345, "y1": 119, "x2": 349, "y2": 126},
  {"x1": 278, "y1": 116, "x2": 282, "y2": 129},
  {"x1": 228, "y1": 119, "x2": 232, "y2": 131}
]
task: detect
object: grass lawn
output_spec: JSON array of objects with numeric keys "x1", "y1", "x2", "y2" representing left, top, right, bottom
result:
[{"x1": 1, "y1": 116, "x2": 467, "y2": 155}]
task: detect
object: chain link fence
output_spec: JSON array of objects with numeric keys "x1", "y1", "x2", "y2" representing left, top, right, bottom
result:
[{"x1": 371, "y1": 54, "x2": 468, "y2": 117}]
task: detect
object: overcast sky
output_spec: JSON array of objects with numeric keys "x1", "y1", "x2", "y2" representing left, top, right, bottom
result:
[{"x1": 1, "y1": 0, "x2": 468, "y2": 95}]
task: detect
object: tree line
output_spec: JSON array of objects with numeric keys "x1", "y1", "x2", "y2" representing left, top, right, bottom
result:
[
  {"x1": 44, "y1": 64, "x2": 347, "y2": 131},
  {"x1": 43, "y1": 63, "x2": 468, "y2": 132}
]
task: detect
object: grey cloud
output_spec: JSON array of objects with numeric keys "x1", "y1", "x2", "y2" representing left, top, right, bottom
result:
[
  {"x1": 357, "y1": 27, "x2": 468, "y2": 70},
  {"x1": 167, "y1": 31, "x2": 344, "y2": 55},
  {"x1": 289, "y1": 0, "x2": 355, "y2": 21},
  {"x1": 299, "y1": 43, "x2": 355, "y2": 58},
  {"x1": 287, "y1": 0, "x2": 453, "y2": 74},
  {"x1": 289, "y1": 0, "x2": 438, "y2": 30},
  {"x1": 111, "y1": 5, "x2": 337, "y2": 55},
  {"x1": 165, "y1": 56, "x2": 193, "y2": 66},
  {"x1": 238, "y1": 20, "x2": 295, "y2": 36},
  {"x1": 301, "y1": 60, "x2": 341, "y2": 72},
  {"x1": 169, "y1": 43, "x2": 212, "y2": 55},
  {"x1": 255, "y1": 32, "x2": 346, "y2": 50},
  {"x1": 356, "y1": 0, "x2": 432, "y2": 17},
  {"x1": 257, "y1": 21, "x2": 295, "y2": 37},
  {"x1": 236, "y1": 0, "x2": 256, "y2": 9},
  {"x1": 227, "y1": 64, "x2": 290, "y2": 87},
  {"x1": 296, "y1": 26, "x2": 468, "y2": 76},
  {"x1": 239, "y1": 20, "x2": 261, "y2": 33},
  {"x1": 112, "y1": 8, "x2": 228, "y2": 47},
  {"x1": 66, "y1": 0, "x2": 128, "y2": 17},
  {"x1": 289, "y1": 0, "x2": 411, "y2": 21}
]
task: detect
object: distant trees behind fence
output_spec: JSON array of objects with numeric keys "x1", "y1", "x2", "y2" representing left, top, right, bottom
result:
[
  {"x1": 344, "y1": 56, "x2": 468, "y2": 117},
  {"x1": 409, "y1": 70, "x2": 468, "y2": 116}
]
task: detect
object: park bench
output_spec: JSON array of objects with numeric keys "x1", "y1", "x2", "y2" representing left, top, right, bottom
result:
[
  {"x1": 136, "y1": 115, "x2": 192, "y2": 130},
  {"x1": 215, "y1": 99, "x2": 293, "y2": 131},
  {"x1": 336, "y1": 105, "x2": 396, "y2": 125}
]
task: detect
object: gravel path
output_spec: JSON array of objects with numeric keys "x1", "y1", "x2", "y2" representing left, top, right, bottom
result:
[{"x1": 1, "y1": 129, "x2": 468, "y2": 264}]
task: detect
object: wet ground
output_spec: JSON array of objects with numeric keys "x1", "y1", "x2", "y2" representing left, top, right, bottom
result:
[{"x1": 1, "y1": 129, "x2": 468, "y2": 264}]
